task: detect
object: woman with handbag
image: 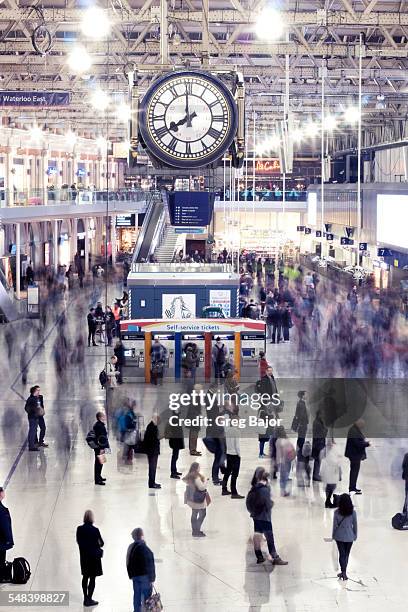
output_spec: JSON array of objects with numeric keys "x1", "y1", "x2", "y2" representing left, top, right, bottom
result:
[
  {"x1": 332, "y1": 493, "x2": 358, "y2": 580},
  {"x1": 93, "y1": 412, "x2": 110, "y2": 485},
  {"x1": 76, "y1": 510, "x2": 104, "y2": 607},
  {"x1": 183, "y1": 462, "x2": 210, "y2": 537}
]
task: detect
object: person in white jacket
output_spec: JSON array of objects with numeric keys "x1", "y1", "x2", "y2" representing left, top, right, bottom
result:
[
  {"x1": 221, "y1": 408, "x2": 244, "y2": 499},
  {"x1": 320, "y1": 441, "x2": 342, "y2": 508}
]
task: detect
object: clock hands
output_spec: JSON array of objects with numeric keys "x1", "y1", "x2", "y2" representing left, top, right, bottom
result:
[{"x1": 169, "y1": 111, "x2": 197, "y2": 133}]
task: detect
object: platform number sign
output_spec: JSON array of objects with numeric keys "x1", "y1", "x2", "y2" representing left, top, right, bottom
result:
[
  {"x1": 377, "y1": 247, "x2": 392, "y2": 257},
  {"x1": 359, "y1": 242, "x2": 368, "y2": 252}
]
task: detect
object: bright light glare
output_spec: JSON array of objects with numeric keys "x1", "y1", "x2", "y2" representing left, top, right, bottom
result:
[
  {"x1": 81, "y1": 6, "x2": 111, "y2": 39},
  {"x1": 30, "y1": 125, "x2": 43, "y2": 140},
  {"x1": 256, "y1": 142, "x2": 267, "y2": 155},
  {"x1": 324, "y1": 114, "x2": 338, "y2": 131},
  {"x1": 291, "y1": 127, "x2": 303, "y2": 143},
  {"x1": 344, "y1": 106, "x2": 360, "y2": 123},
  {"x1": 116, "y1": 103, "x2": 131, "y2": 122},
  {"x1": 96, "y1": 136, "x2": 108, "y2": 150},
  {"x1": 304, "y1": 121, "x2": 320, "y2": 138},
  {"x1": 67, "y1": 46, "x2": 93, "y2": 73},
  {"x1": 90, "y1": 90, "x2": 110, "y2": 111},
  {"x1": 255, "y1": 8, "x2": 285, "y2": 40},
  {"x1": 65, "y1": 130, "x2": 77, "y2": 147},
  {"x1": 266, "y1": 134, "x2": 281, "y2": 150}
]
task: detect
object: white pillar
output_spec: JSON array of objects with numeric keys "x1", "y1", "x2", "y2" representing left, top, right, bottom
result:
[
  {"x1": 16, "y1": 223, "x2": 21, "y2": 298},
  {"x1": 53, "y1": 219, "x2": 59, "y2": 272},
  {"x1": 70, "y1": 218, "x2": 77, "y2": 263},
  {"x1": 111, "y1": 216, "x2": 116, "y2": 264},
  {"x1": 84, "y1": 218, "x2": 90, "y2": 273},
  {"x1": 5, "y1": 148, "x2": 14, "y2": 207}
]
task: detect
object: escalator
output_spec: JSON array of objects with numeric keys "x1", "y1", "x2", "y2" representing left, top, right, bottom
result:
[
  {"x1": 132, "y1": 191, "x2": 166, "y2": 263},
  {"x1": 0, "y1": 267, "x2": 19, "y2": 322}
]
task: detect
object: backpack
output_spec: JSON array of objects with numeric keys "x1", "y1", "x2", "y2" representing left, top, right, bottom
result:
[
  {"x1": 11, "y1": 558, "x2": 31, "y2": 584},
  {"x1": 392, "y1": 513, "x2": 408, "y2": 530},
  {"x1": 245, "y1": 487, "x2": 264, "y2": 516},
  {"x1": 215, "y1": 344, "x2": 226, "y2": 364},
  {"x1": 99, "y1": 369, "x2": 107, "y2": 388},
  {"x1": 255, "y1": 379, "x2": 262, "y2": 393},
  {"x1": 86, "y1": 430, "x2": 99, "y2": 450}
]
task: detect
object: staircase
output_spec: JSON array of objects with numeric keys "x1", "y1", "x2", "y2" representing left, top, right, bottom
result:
[{"x1": 154, "y1": 225, "x2": 180, "y2": 262}]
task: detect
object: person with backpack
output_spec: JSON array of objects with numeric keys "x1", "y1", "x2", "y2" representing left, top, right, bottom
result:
[
  {"x1": 246, "y1": 467, "x2": 288, "y2": 566},
  {"x1": 320, "y1": 441, "x2": 342, "y2": 508},
  {"x1": 76, "y1": 510, "x2": 104, "y2": 607},
  {"x1": 332, "y1": 493, "x2": 358, "y2": 581},
  {"x1": 275, "y1": 427, "x2": 296, "y2": 496},
  {"x1": 126, "y1": 527, "x2": 156, "y2": 612},
  {"x1": 212, "y1": 337, "x2": 228, "y2": 381},
  {"x1": 183, "y1": 462, "x2": 210, "y2": 537},
  {"x1": 182, "y1": 344, "x2": 199, "y2": 383},
  {"x1": 93, "y1": 412, "x2": 109, "y2": 486},
  {"x1": 0, "y1": 487, "x2": 13, "y2": 581}
]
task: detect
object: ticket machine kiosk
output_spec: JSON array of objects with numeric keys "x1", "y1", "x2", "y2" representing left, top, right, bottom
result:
[{"x1": 121, "y1": 331, "x2": 145, "y2": 382}]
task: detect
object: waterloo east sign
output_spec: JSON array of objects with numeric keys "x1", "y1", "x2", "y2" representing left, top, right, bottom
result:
[
  {"x1": 255, "y1": 159, "x2": 280, "y2": 173},
  {"x1": 0, "y1": 91, "x2": 70, "y2": 107}
]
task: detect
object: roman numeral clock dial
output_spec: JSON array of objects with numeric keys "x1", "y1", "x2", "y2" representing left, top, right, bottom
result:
[{"x1": 139, "y1": 71, "x2": 238, "y2": 169}]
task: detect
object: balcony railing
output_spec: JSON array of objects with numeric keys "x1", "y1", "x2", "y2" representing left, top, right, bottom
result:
[{"x1": 0, "y1": 188, "x2": 152, "y2": 208}]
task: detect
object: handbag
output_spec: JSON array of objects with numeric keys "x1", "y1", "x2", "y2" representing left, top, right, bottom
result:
[
  {"x1": 97, "y1": 452, "x2": 107, "y2": 464},
  {"x1": 291, "y1": 415, "x2": 299, "y2": 432},
  {"x1": 124, "y1": 429, "x2": 137, "y2": 446},
  {"x1": 193, "y1": 488, "x2": 207, "y2": 504},
  {"x1": 144, "y1": 586, "x2": 163, "y2": 611}
]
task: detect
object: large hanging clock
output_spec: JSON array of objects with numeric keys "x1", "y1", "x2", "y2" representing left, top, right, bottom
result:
[{"x1": 138, "y1": 70, "x2": 238, "y2": 169}]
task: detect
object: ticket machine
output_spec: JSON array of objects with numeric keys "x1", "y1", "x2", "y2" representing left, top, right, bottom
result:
[
  {"x1": 121, "y1": 331, "x2": 145, "y2": 382},
  {"x1": 181, "y1": 334, "x2": 205, "y2": 381},
  {"x1": 240, "y1": 332, "x2": 266, "y2": 382},
  {"x1": 152, "y1": 333, "x2": 175, "y2": 380}
]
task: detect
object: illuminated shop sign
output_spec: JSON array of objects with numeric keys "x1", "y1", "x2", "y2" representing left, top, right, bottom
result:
[{"x1": 255, "y1": 159, "x2": 280, "y2": 173}]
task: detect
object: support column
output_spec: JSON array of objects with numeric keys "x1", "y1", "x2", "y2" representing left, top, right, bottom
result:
[
  {"x1": 160, "y1": 0, "x2": 169, "y2": 64},
  {"x1": 5, "y1": 147, "x2": 14, "y2": 207},
  {"x1": 110, "y1": 216, "x2": 116, "y2": 264},
  {"x1": 16, "y1": 223, "x2": 21, "y2": 299},
  {"x1": 70, "y1": 218, "x2": 77, "y2": 263},
  {"x1": 53, "y1": 219, "x2": 59, "y2": 272},
  {"x1": 84, "y1": 218, "x2": 90, "y2": 273}
]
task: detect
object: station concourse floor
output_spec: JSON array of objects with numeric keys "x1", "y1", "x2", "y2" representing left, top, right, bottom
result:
[{"x1": 0, "y1": 284, "x2": 407, "y2": 612}]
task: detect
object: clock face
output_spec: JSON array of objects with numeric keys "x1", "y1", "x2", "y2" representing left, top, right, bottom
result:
[{"x1": 139, "y1": 71, "x2": 237, "y2": 168}]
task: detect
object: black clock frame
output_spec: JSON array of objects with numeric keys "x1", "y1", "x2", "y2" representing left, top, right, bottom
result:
[{"x1": 138, "y1": 70, "x2": 238, "y2": 169}]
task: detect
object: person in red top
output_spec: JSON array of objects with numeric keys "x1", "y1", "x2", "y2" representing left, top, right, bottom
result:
[
  {"x1": 112, "y1": 301, "x2": 121, "y2": 338},
  {"x1": 258, "y1": 351, "x2": 270, "y2": 379}
]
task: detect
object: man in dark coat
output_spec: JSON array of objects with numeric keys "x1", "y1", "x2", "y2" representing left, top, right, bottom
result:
[
  {"x1": 87, "y1": 309, "x2": 97, "y2": 347},
  {"x1": 259, "y1": 367, "x2": 278, "y2": 402},
  {"x1": 144, "y1": 415, "x2": 161, "y2": 489},
  {"x1": 25, "y1": 385, "x2": 48, "y2": 451},
  {"x1": 93, "y1": 412, "x2": 109, "y2": 485},
  {"x1": 165, "y1": 412, "x2": 185, "y2": 479},
  {"x1": 345, "y1": 418, "x2": 370, "y2": 494},
  {"x1": 0, "y1": 487, "x2": 13, "y2": 581},
  {"x1": 127, "y1": 527, "x2": 156, "y2": 612},
  {"x1": 312, "y1": 410, "x2": 328, "y2": 481}
]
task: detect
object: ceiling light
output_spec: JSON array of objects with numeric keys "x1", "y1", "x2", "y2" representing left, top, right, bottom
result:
[
  {"x1": 90, "y1": 89, "x2": 110, "y2": 111},
  {"x1": 255, "y1": 8, "x2": 285, "y2": 41},
  {"x1": 67, "y1": 46, "x2": 93, "y2": 73},
  {"x1": 323, "y1": 114, "x2": 338, "y2": 131},
  {"x1": 65, "y1": 130, "x2": 77, "y2": 147},
  {"x1": 377, "y1": 93, "x2": 385, "y2": 101},
  {"x1": 344, "y1": 106, "x2": 360, "y2": 123},
  {"x1": 291, "y1": 127, "x2": 303, "y2": 143},
  {"x1": 81, "y1": 6, "x2": 111, "y2": 40},
  {"x1": 96, "y1": 136, "x2": 108, "y2": 150},
  {"x1": 116, "y1": 103, "x2": 131, "y2": 122},
  {"x1": 304, "y1": 121, "x2": 320, "y2": 138},
  {"x1": 266, "y1": 134, "x2": 281, "y2": 150},
  {"x1": 29, "y1": 125, "x2": 43, "y2": 140}
]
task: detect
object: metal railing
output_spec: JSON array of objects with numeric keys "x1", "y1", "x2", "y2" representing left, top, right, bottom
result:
[
  {"x1": 131, "y1": 263, "x2": 235, "y2": 273},
  {"x1": 0, "y1": 187, "x2": 152, "y2": 208}
]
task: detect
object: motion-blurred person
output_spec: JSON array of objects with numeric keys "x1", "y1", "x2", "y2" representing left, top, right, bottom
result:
[
  {"x1": 183, "y1": 462, "x2": 210, "y2": 537},
  {"x1": 275, "y1": 427, "x2": 296, "y2": 496},
  {"x1": 150, "y1": 339, "x2": 167, "y2": 386},
  {"x1": 281, "y1": 303, "x2": 292, "y2": 342},
  {"x1": 126, "y1": 528, "x2": 156, "y2": 612},
  {"x1": 165, "y1": 411, "x2": 185, "y2": 478},
  {"x1": 222, "y1": 408, "x2": 244, "y2": 499},
  {"x1": 76, "y1": 510, "x2": 104, "y2": 607},
  {"x1": 311, "y1": 409, "x2": 328, "y2": 481},
  {"x1": 25, "y1": 385, "x2": 48, "y2": 451},
  {"x1": 105, "y1": 306, "x2": 115, "y2": 347},
  {"x1": 292, "y1": 390, "x2": 309, "y2": 456},
  {"x1": 212, "y1": 336, "x2": 228, "y2": 381},
  {"x1": 258, "y1": 351, "x2": 270, "y2": 379},
  {"x1": 114, "y1": 339, "x2": 125, "y2": 385},
  {"x1": 345, "y1": 419, "x2": 370, "y2": 494},
  {"x1": 93, "y1": 412, "x2": 109, "y2": 485},
  {"x1": 246, "y1": 467, "x2": 288, "y2": 566},
  {"x1": 332, "y1": 493, "x2": 357, "y2": 581},
  {"x1": 402, "y1": 451, "x2": 408, "y2": 512},
  {"x1": 320, "y1": 441, "x2": 342, "y2": 508},
  {"x1": 144, "y1": 414, "x2": 161, "y2": 489},
  {"x1": 0, "y1": 487, "x2": 13, "y2": 581}
]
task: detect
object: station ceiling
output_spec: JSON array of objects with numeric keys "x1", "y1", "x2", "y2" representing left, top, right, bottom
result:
[{"x1": 1, "y1": 0, "x2": 408, "y2": 149}]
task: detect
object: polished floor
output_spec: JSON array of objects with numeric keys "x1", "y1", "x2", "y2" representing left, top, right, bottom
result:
[{"x1": 0, "y1": 283, "x2": 407, "y2": 611}]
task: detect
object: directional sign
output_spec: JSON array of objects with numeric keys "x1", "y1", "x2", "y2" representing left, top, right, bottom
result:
[
  {"x1": 340, "y1": 237, "x2": 355, "y2": 246},
  {"x1": 304, "y1": 227, "x2": 312, "y2": 235},
  {"x1": 316, "y1": 230, "x2": 322, "y2": 237},
  {"x1": 326, "y1": 233, "x2": 334, "y2": 241},
  {"x1": 297, "y1": 225, "x2": 305, "y2": 232},
  {"x1": 377, "y1": 247, "x2": 393, "y2": 257}
]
